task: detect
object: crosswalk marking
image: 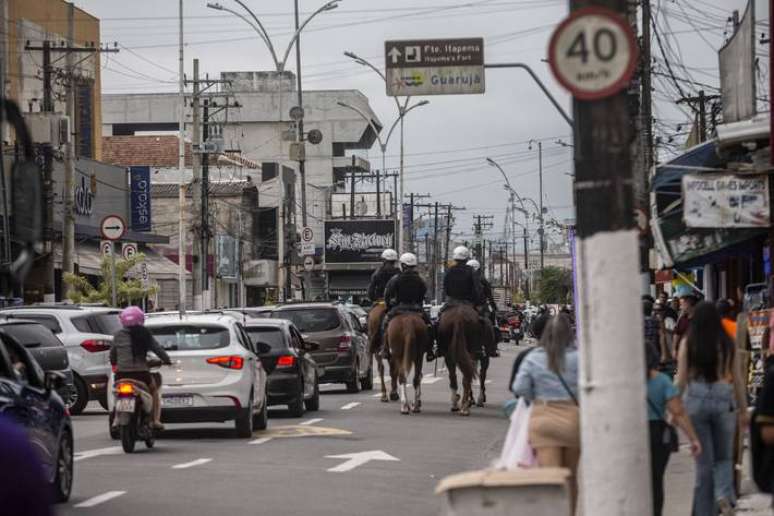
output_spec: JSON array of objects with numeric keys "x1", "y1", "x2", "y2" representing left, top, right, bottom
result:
[{"x1": 74, "y1": 491, "x2": 126, "y2": 508}]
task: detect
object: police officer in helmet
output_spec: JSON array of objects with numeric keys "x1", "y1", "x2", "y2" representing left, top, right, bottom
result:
[
  {"x1": 468, "y1": 258, "x2": 500, "y2": 358},
  {"x1": 382, "y1": 252, "x2": 434, "y2": 360},
  {"x1": 438, "y1": 246, "x2": 483, "y2": 357},
  {"x1": 368, "y1": 248, "x2": 399, "y2": 302}
]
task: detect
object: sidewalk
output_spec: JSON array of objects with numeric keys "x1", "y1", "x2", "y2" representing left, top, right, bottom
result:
[{"x1": 664, "y1": 446, "x2": 771, "y2": 515}]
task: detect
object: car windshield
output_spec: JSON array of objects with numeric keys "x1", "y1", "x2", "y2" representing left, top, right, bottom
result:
[
  {"x1": 245, "y1": 327, "x2": 285, "y2": 350},
  {"x1": 2, "y1": 323, "x2": 62, "y2": 348},
  {"x1": 148, "y1": 325, "x2": 230, "y2": 351},
  {"x1": 72, "y1": 312, "x2": 122, "y2": 335},
  {"x1": 271, "y1": 308, "x2": 340, "y2": 333}
]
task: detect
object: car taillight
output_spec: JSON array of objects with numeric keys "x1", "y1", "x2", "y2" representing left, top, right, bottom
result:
[
  {"x1": 206, "y1": 355, "x2": 244, "y2": 370},
  {"x1": 276, "y1": 355, "x2": 295, "y2": 368},
  {"x1": 111, "y1": 364, "x2": 117, "y2": 373},
  {"x1": 116, "y1": 383, "x2": 134, "y2": 396},
  {"x1": 337, "y1": 335, "x2": 352, "y2": 352},
  {"x1": 81, "y1": 339, "x2": 110, "y2": 353}
]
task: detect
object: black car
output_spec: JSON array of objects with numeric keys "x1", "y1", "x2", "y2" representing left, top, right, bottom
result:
[
  {"x1": 244, "y1": 319, "x2": 320, "y2": 417},
  {"x1": 0, "y1": 320, "x2": 75, "y2": 405},
  {"x1": 0, "y1": 330, "x2": 73, "y2": 502}
]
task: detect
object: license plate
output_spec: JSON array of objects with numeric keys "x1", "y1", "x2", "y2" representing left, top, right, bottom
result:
[
  {"x1": 162, "y1": 395, "x2": 194, "y2": 407},
  {"x1": 115, "y1": 398, "x2": 135, "y2": 412}
]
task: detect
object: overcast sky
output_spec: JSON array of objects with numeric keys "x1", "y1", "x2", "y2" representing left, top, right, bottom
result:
[{"x1": 74, "y1": 0, "x2": 760, "y2": 246}]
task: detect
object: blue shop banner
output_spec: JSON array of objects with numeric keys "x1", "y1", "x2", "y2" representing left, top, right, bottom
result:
[{"x1": 130, "y1": 166, "x2": 151, "y2": 231}]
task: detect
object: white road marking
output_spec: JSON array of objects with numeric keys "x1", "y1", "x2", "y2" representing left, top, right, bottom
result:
[
  {"x1": 485, "y1": 380, "x2": 493, "y2": 384},
  {"x1": 421, "y1": 377, "x2": 442, "y2": 385},
  {"x1": 299, "y1": 418, "x2": 323, "y2": 426},
  {"x1": 74, "y1": 491, "x2": 126, "y2": 508},
  {"x1": 172, "y1": 458, "x2": 212, "y2": 469},
  {"x1": 325, "y1": 450, "x2": 400, "y2": 473},
  {"x1": 371, "y1": 393, "x2": 383, "y2": 398},
  {"x1": 249, "y1": 437, "x2": 273, "y2": 445},
  {"x1": 74, "y1": 446, "x2": 123, "y2": 462},
  {"x1": 340, "y1": 402, "x2": 360, "y2": 410}
]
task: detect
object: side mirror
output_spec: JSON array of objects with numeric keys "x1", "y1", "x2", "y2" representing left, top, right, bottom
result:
[
  {"x1": 303, "y1": 340, "x2": 320, "y2": 352},
  {"x1": 44, "y1": 370, "x2": 65, "y2": 392},
  {"x1": 255, "y1": 342, "x2": 272, "y2": 355}
]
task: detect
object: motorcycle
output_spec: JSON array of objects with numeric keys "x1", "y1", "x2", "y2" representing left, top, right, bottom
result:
[{"x1": 112, "y1": 360, "x2": 163, "y2": 453}]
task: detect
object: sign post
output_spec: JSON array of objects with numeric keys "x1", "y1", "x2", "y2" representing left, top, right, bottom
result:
[
  {"x1": 384, "y1": 38, "x2": 485, "y2": 96},
  {"x1": 100, "y1": 215, "x2": 127, "y2": 307}
]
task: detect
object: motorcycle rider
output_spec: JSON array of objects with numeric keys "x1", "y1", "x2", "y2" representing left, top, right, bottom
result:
[
  {"x1": 110, "y1": 306, "x2": 172, "y2": 430},
  {"x1": 467, "y1": 259, "x2": 500, "y2": 357},
  {"x1": 382, "y1": 253, "x2": 435, "y2": 361},
  {"x1": 438, "y1": 246, "x2": 483, "y2": 357}
]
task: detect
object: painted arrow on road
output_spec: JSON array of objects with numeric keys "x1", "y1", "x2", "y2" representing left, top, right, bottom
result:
[{"x1": 325, "y1": 450, "x2": 399, "y2": 473}]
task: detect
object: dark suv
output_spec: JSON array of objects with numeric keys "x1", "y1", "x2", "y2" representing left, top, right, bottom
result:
[{"x1": 271, "y1": 303, "x2": 372, "y2": 392}]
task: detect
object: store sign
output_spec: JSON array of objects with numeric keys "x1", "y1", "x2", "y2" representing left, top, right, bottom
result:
[
  {"x1": 324, "y1": 219, "x2": 395, "y2": 264},
  {"x1": 683, "y1": 173, "x2": 770, "y2": 228},
  {"x1": 130, "y1": 166, "x2": 152, "y2": 232},
  {"x1": 74, "y1": 175, "x2": 94, "y2": 215}
]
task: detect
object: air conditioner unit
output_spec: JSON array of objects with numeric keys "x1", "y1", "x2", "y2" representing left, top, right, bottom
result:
[{"x1": 23, "y1": 113, "x2": 70, "y2": 147}]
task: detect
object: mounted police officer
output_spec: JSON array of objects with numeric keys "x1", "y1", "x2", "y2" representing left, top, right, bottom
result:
[
  {"x1": 437, "y1": 246, "x2": 482, "y2": 357},
  {"x1": 368, "y1": 248, "x2": 400, "y2": 302},
  {"x1": 467, "y1": 259, "x2": 500, "y2": 358},
  {"x1": 382, "y1": 253, "x2": 435, "y2": 361}
]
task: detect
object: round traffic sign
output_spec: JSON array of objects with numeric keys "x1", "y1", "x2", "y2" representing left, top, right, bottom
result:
[
  {"x1": 301, "y1": 227, "x2": 314, "y2": 243},
  {"x1": 122, "y1": 243, "x2": 138, "y2": 260},
  {"x1": 548, "y1": 7, "x2": 638, "y2": 101},
  {"x1": 100, "y1": 215, "x2": 127, "y2": 241}
]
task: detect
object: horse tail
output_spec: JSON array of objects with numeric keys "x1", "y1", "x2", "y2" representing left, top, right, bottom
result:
[
  {"x1": 449, "y1": 312, "x2": 476, "y2": 381},
  {"x1": 401, "y1": 326, "x2": 413, "y2": 379}
]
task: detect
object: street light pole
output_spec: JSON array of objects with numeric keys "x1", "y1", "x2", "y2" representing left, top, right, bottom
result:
[{"x1": 529, "y1": 139, "x2": 545, "y2": 272}]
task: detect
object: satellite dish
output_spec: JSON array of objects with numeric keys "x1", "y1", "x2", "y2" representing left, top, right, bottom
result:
[
  {"x1": 289, "y1": 106, "x2": 304, "y2": 121},
  {"x1": 307, "y1": 129, "x2": 323, "y2": 145}
]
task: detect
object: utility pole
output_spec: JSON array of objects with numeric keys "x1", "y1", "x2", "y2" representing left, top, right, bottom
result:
[
  {"x1": 407, "y1": 193, "x2": 430, "y2": 254},
  {"x1": 571, "y1": 0, "x2": 651, "y2": 514},
  {"x1": 191, "y1": 59, "x2": 202, "y2": 310},
  {"x1": 178, "y1": 0, "x2": 186, "y2": 314},
  {"x1": 432, "y1": 202, "x2": 439, "y2": 302},
  {"x1": 201, "y1": 98, "x2": 210, "y2": 305},
  {"x1": 443, "y1": 204, "x2": 452, "y2": 299},
  {"x1": 294, "y1": 0, "x2": 308, "y2": 231},
  {"x1": 677, "y1": 90, "x2": 720, "y2": 142},
  {"x1": 62, "y1": 3, "x2": 75, "y2": 297},
  {"x1": 537, "y1": 141, "x2": 544, "y2": 272}
]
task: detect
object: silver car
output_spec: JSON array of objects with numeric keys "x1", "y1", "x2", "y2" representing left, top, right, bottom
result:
[{"x1": 0, "y1": 305, "x2": 121, "y2": 414}]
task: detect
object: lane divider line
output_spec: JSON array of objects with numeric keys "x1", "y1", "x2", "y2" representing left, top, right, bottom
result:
[
  {"x1": 340, "y1": 402, "x2": 360, "y2": 410},
  {"x1": 371, "y1": 393, "x2": 382, "y2": 398},
  {"x1": 172, "y1": 458, "x2": 212, "y2": 470},
  {"x1": 249, "y1": 437, "x2": 273, "y2": 445},
  {"x1": 74, "y1": 491, "x2": 126, "y2": 508},
  {"x1": 74, "y1": 446, "x2": 123, "y2": 462},
  {"x1": 421, "y1": 377, "x2": 442, "y2": 385},
  {"x1": 299, "y1": 418, "x2": 324, "y2": 426}
]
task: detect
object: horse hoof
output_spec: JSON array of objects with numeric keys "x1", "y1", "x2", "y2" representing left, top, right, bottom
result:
[
  {"x1": 412, "y1": 406, "x2": 421, "y2": 414},
  {"x1": 416, "y1": 400, "x2": 422, "y2": 408},
  {"x1": 381, "y1": 397, "x2": 389, "y2": 403},
  {"x1": 450, "y1": 406, "x2": 460, "y2": 412},
  {"x1": 401, "y1": 408, "x2": 410, "y2": 415},
  {"x1": 389, "y1": 392, "x2": 400, "y2": 401},
  {"x1": 476, "y1": 401, "x2": 485, "y2": 408},
  {"x1": 460, "y1": 410, "x2": 470, "y2": 417}
]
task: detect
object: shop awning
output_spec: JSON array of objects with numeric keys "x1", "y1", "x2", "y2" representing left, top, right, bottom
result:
[
  {"x1": 651, "y1": 140, "x2": 768, "y2": 268},
  {"x1": 328, "y1": 271, "x2": 371, "y2": 296},
  {"x1": 56, "y1": 244, "x2": 186, "y2": 280}
]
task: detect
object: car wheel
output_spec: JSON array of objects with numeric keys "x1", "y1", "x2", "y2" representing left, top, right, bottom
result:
[
  {"x1": 305, "y1": 375, "x2": 320, "y2": 412},
  {"x1": 52, "y1": 429, "x2": 73, "y2": 503},
  {"x1": 235, "y1": 392, "x2": 255, "y2": 438},
  {"x1": 97, "y1": 394, "x2": 109, "y2": 412},
  {"x1": 287, "y1": 378, "x2": 305, "y2": 417},
  {"x1": 345, "y1": 361, "x2": 361, "y2": 393},
  {"x1": 69, "y1": 375, "x2": 89, "y2": 416},
  {"x1": 253, "y1": 392, "x2": 268, "y2": 431},
  {"x1": 361, "y1": 365, "x2": 374, "y2": 391}
]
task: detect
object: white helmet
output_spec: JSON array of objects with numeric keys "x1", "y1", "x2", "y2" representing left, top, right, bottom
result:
[
  {"x1": 452, "y1": 246, "x2": 470, "y2": 260},
  {"x1": 467, "y1": 259, "x2": 481, "y2": 271},
  {"x1": 381, "y1": 248, "x2": 398, "y2": 261},
  {"x1": 400, "y1": 252, "x2": 418, "y2": 267}
]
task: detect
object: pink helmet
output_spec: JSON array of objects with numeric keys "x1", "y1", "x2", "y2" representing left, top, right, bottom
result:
[{"x1": 120, "y1": 306, "x2": 145, "y2": 327}]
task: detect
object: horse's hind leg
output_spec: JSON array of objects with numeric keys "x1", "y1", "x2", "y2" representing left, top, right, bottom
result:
[
  {"x1": 460, "y1": 373, "x2": 473, "y2": 416},
  {"x1": 476, "y1": 356, "x2": 489, "y2": 407},
  {"x1": 377, "y1": 355, "x2": 389, "y2": 403},
  {"x1": 412, "y1": 358, "x2": 422, "y2": 413},
  {"x1": 447, "y1": 359, "x2": 460, "y2": 412},
  {"x1": 398, "y1": 370, "x2": 409, "y2": 415}
]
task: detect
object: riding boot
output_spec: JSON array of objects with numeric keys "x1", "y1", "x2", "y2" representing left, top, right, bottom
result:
[
  {"x1": 433, "y1": 320, "x2": 446, "y2": 357},
  {"x1": 425, "y1": 324, "x2": 436, "y2": 362}
]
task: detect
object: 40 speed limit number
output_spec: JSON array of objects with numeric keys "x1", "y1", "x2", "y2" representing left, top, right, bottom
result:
[{"x1": 548, "y1": 7, "x2": 638, "y2": 101}]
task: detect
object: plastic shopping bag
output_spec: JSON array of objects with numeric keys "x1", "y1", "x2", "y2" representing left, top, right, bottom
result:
[{"x1": 493, "y1": 398, "x2": 536, "y2": 469}]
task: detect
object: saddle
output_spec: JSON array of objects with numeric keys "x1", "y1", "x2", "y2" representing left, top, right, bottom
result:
[{"x1": 388, "y1": 303, "x2": 424, "y2": 318}]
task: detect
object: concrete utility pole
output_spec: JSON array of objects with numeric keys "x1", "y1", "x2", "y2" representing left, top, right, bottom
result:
[
  {"x1": 62, "y1": 2, "x2": 75, "y2": 296},
  {"x1": 178, "y1": 0, "x2": 186, "y2": 314},
  {"x1": 571, "y1": 0, "x2": 651, "y2": 514},
  {"x1": 191, "y1": 59, "x2": 202, "y2": 310}
]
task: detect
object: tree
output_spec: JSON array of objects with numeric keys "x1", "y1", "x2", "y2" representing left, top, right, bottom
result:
[
  {"x1": 63, "y1": 253, "x2": 157, "y2": 306},
  {"x1": 533, "y1": 266, "x2": 573, "y2": 305}
]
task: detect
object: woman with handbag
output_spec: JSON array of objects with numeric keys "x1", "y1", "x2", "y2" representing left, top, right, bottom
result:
[
  {"x1": 645, "y1": 343, "x2": 701, "y2": 516},
  {"x1": 676, "y1": 301, "x2": 748, "y2": 516},
  {"x1": 511, "y1": 313, "x2": 580, "y2": 510}
]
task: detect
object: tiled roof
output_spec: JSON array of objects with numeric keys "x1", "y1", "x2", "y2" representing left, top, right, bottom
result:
[
  {"x1": 152, "y1": 181, "x2": 256, "y2": 198},
  {"x1": 102, "y1": 135, "x2": 193, "y2": 167}
]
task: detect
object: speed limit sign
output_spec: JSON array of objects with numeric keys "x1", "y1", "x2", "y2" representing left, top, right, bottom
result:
[{"x1": 548, "y1": 7, "x2": 638, "y2": 101}]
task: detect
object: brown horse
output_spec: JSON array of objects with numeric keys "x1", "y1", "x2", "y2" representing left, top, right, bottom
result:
[
  {"x1": 386, "y1": 312, "x2": 428, "y2": 414},
  {"x1": 438, "y1": 304, "x2": 479, "y2": 416},
  {"x1": 472, "y1": 318, "x2": 495, "y2": 407},
  {"x1": 367, "y1": 302, "x2": 398, "y2": 402}
]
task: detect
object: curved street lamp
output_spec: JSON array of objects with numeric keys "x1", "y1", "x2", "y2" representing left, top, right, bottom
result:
[{"x1": 207, "y1": 0, "x2": 340, "y2": 72}]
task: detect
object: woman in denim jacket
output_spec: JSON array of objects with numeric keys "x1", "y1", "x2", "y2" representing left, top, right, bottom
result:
[{"x1": 676, "y1": 301, "x2": 747, "y2": 516}]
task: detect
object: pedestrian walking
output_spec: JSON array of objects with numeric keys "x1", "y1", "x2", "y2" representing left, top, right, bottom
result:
[
  {"x1": 676, "y1": 301, "x2": 748, "y2": 516},
  {"x1": 653, "y1": 300, "x2": 675, "y2": 368},
  {"x1": 645, "y1": 343, "x2": 701, "y2": 516},
  {"x1": 643, "y1": 298, "x2": 660, "y2": 356},
  {"x1": 673, "y1": 287, "x2": 698, "y2": 353},
  {"x1": 511, "y1": 313, "x2": 580, "y2": 511}
]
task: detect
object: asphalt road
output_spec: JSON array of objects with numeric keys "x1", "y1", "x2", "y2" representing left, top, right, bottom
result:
[{"x1": 58, "y1": 343, "x2": 518, "y2": 516}]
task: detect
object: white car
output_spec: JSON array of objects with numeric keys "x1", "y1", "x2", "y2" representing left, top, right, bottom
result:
[
  {"x1": 0, "y1": 305, "x2": 121, "y2": 414},
  {"x1": 139, "y1": 314, "x2": 269, "y2": 437}
]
